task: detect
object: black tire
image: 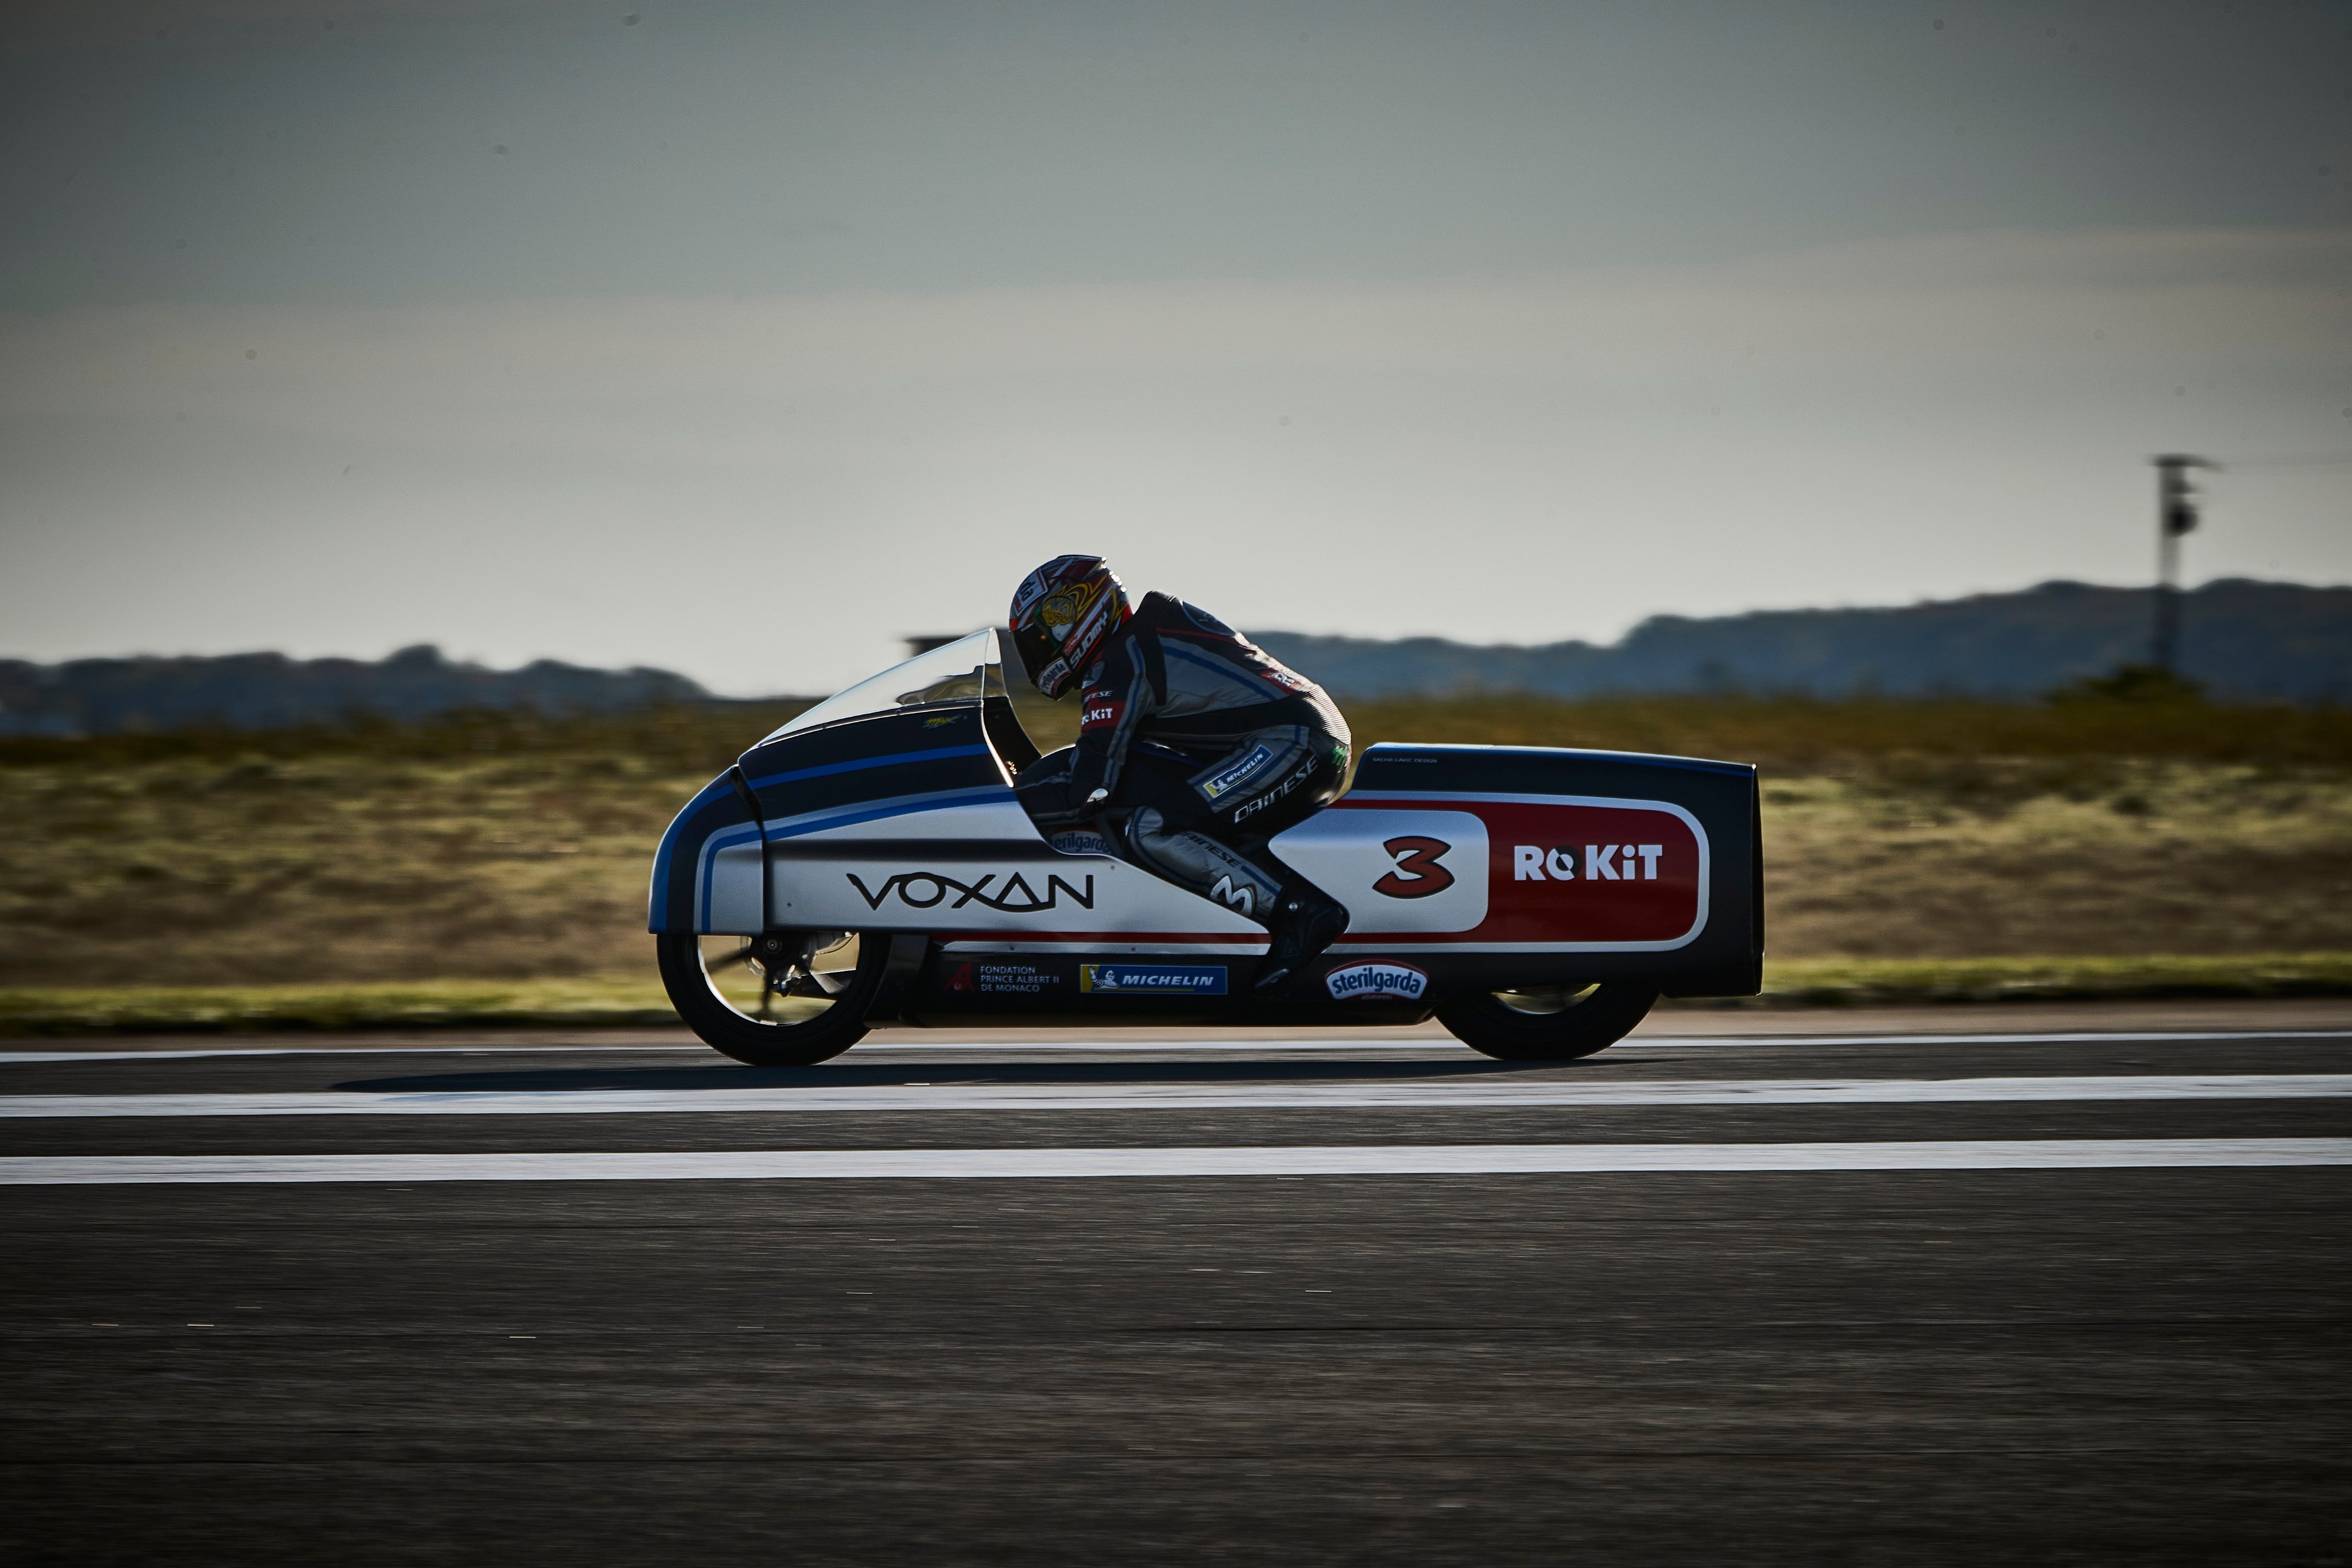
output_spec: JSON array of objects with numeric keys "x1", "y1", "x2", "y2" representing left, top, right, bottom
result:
[
  {"x1": 656, "y1": 931, "x2": 884, "y2": 1067},
  {"x1": 1436, "y1": 981, "x2": 1658, "y2": 1062}
]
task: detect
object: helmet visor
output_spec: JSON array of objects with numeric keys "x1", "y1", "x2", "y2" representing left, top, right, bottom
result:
[{"x1": 1009, "y1": 617, "x2": 1073, "y2": 697}]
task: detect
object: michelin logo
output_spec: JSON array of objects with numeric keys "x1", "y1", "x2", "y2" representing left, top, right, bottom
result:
[
  {"x1": 1200, "y1": 744, "x2": 1274, "y2": 800},
  {"x1": 1324, "y1": 961, "x2": 1430, "y2": 1002},
  {"x1": 1080, "y1": 964, "x2": 1228, "y2": 996}
]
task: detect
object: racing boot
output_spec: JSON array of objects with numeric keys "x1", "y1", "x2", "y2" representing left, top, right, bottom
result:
[{"x1": 1254, "y1": 883, "x2": 1351, "y2": 994}]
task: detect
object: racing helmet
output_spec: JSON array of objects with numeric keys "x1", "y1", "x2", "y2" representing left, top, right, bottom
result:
[{"x1": 1008, "y1": 555, "x2": 1131, "y2": 698}]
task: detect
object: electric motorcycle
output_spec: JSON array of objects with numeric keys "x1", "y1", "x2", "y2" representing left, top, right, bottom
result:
[{"x1": 651, "y1": 630, "x2": 1761, "y2": 1065}]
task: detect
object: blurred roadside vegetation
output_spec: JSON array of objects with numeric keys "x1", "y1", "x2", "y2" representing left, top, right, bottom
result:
[
  {"x1": 13, "y1": 681, "x2": 2345, "y2": 773},
  {"x1": 0, "y1": 699, "x2": 818, "y2": 772},
  {"x1": 3, "y1": 686, "x2": 2349, "y2": 994},
  {"x1": 1341, "y1": 687, "x2": 2352, "y2": 773}
]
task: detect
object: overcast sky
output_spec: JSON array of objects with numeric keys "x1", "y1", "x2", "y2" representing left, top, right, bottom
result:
[{"x1": 3, "y1": 0, "x2": 2348, "y2": 694}]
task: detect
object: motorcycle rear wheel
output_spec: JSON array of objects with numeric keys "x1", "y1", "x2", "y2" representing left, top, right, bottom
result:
[
  {"x1": 656, "y1": 931, "x2": 884, "y2": 1066},
  {"x1": 1437, "y1": 981, "x2": 1658, "y2": 1062}
]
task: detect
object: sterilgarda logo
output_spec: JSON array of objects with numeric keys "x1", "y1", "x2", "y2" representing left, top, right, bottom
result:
[{"x1": 1324, "y1": 961, "x2": 1430, "y2": 1002}]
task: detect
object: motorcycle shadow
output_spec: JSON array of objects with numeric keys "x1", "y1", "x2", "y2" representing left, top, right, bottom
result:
[{"x1": 337, "y1": 1054, "x2": 1557, "y2": 1095}]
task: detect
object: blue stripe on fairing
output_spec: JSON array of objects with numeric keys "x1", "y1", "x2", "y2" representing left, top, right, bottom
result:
[
  {"x1": 694, "y1": 821, "x2": 766, "y2": 932},
  {"x1": 694, "y1": 786, "x2": 1018, "y2": 931},
  {"x1": 660, "y1": 744, "x2": 998, "y2": 931},
  {"x1": 739, "y1": 744, "x2": 993, "y2": 795},
  {"x1": 649, "y1": 774, "x2": 742, "y2": 930},
  {"x1": 763, "y1": 787, "x2": 1013, "y2": 842}
]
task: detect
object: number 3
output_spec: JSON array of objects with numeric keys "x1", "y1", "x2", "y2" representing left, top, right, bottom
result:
[{"x1": 1373, "y1": 835, "x2": 1455, "y2": 899}]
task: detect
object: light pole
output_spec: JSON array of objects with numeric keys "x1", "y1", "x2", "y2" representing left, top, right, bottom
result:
[{"x1": 2151, "y1": 454, "x2": 2217, "y2": 675}]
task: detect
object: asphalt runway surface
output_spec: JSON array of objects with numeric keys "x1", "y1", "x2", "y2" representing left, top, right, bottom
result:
[{"x1": 4, "y1": 1013, "x2": 2348, "y2": 1565}]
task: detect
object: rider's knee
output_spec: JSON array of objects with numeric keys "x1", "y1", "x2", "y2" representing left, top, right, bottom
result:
[{"x1": 1124, "y1": 806, "x2": 1175, "y2": 872}]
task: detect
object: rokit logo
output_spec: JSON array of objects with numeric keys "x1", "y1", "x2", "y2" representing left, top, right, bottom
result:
[
  {"x1": 1324, "y1": 961, "x2": 1429, "y2": 1002},
  {"x1": 1513, "y1": 845, "x2": 1666, "y2": 882},
  {"x1": 847, "y1": 871, "x2": 1096, "y2": 912}
]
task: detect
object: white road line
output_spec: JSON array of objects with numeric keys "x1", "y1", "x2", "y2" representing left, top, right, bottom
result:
[
  {"x1": 1621, "y1": 1031, "x2": 2352, "y2": 1048},
  {"x1": 3, "y1": 1139, "x2": 2345, "y2": 1185},
  {"x1": 2, "y1": 1029, "x2": 2346, "y2": 1064},
  {"x1": 4, "y1": 1074, "x2": 2349, "y2": 1118},
  {"x1": 0, "y1": 1042, "x2": 1432, "y2": 1064}
]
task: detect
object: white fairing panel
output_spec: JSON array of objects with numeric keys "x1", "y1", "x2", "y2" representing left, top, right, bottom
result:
[
  {"x1": 1268, "y1": 809, "x2": 1491, "y2": 934},
  {"x1": 704, "y1": 841, "x2": 767, "y2": 934},
  {"x1": 769, "y1": 795, "x2": 1263, "y2": 945}
]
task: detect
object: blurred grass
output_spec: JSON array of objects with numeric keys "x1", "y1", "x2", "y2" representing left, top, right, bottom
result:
[
  {"x1": 3, "y1": 688, "x2": 2348, "y2": 1004},
  {"x1": 1337, "y1": 690, "x2": 2352, "y2": 771},
  {"x1": 0, "y1": 979, "x2": 675, "y2": 1037},
  {"x1": 5, "y1": 954, "x2": 2349, "y2": 1036},
  {"x1": 0, "y1": 700, "x2": 819, "y2": 772},
  {"x1": 14, "y1": 687, "x2": 2343, "y2": 775},
  {"x1": 1740, "y1": 951, "x2": 2352, "y2": 1008}
]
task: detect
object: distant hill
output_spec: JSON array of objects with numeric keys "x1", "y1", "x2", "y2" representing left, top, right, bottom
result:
[
  {"x1": 0, "y1": 644, "x2": 711, "y2": 737},
  {"x1": 6, "y1": 579, "x2": 2346, "y2": 737},
  {"x1": 1250, "y1": 579, "x2": 2352, "y2": 703}
]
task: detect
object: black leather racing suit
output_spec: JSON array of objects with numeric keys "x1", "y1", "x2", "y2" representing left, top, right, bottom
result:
[{"x1": 1015, "y1": 593, "x2": 1351, "y2": 923}]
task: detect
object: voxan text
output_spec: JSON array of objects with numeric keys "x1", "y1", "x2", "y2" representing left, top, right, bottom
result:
[{"x1": 847, "y1": 871, "x2": 1096, "y2": 912}]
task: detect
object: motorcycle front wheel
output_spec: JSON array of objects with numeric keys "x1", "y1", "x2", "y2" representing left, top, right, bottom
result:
[
  {"x1": 656, "y1": 931, "x2": 884, "y2": 1066},
  {"x1": 1437, "y1": 981, "x2": 1658, "y2": 1062}
]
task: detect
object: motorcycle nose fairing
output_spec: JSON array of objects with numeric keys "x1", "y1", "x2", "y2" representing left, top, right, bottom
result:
[{"x1": 651, "y1": 629, "x2": 1762, "y2": 1065}]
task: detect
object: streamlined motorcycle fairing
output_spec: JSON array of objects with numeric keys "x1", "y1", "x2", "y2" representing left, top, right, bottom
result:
[{"x1": 649, "y1": 630, "x2": 1762, "y2": 1037}]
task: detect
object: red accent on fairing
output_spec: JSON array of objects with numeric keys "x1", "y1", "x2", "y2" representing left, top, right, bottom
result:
[
  {"x1": 939, "y1": 931, "x2": 1269, "y2": 946},
  {"x1": 1331, "y1": 796, "x2": 1703, "y2": 945}
]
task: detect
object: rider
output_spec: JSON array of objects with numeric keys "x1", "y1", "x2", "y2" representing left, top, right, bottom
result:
[{"x1": 1007, "y1": 555, "x2": 1353, "y2": 992}]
